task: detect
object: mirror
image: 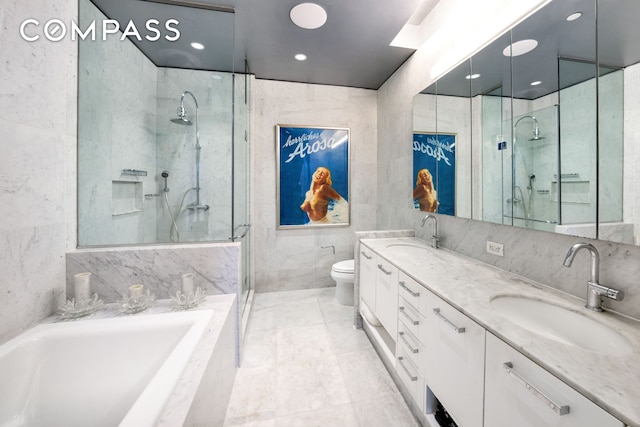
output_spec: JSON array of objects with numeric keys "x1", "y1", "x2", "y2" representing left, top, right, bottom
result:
[
  {"x1": 413, "y1": 0, "x2": 638, "y2": 246},
  {"x1": 77, "y1": 0, "x2": 248, "y2": 246}
]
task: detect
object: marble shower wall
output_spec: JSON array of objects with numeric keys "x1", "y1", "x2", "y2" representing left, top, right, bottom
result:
[
  {"x1": 252, "y1": 80, "x2": 378, "y2": 293},
  {"x1": 0, "y1": 0, "x2": 76, "y2": 341},
  {"x1": 77, "y1": 0, "x2": 158, "y2": 246},
  {"x1": 66, "y1": 243, "x2": 240, "y2": 302}
]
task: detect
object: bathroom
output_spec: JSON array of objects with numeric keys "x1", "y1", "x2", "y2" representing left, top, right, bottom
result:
[{"x1": 2, "y1": 0, "x2": 640, "y2": 426}]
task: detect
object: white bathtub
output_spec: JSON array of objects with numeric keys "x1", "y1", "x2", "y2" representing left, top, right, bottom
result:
[{"x1": 0, "y1": 309, "x2": 214, "y2": 427}]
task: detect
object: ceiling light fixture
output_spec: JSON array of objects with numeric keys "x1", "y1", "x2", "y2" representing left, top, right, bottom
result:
[
  {"x1": 294, "y1": 53, "x2": 308, "y2": 61},
  {"x1": 530, "y1": 81, "x2": 542, "y2": 86},
  {"x1": 190, "y1": 42, "x2": 205, "y2": 50},
  {"x1": 290, "y1": 3, "x2": 327, "y2": 29},
  {"x1": 502, "y1": 39, "x2": 538, "y2": 57},
  {"x1": 566, "y1": 12, "x2": 582, "y2": 21},
  {"x1": 465, "y1": 74, "x2": 481, "y2": 80}
]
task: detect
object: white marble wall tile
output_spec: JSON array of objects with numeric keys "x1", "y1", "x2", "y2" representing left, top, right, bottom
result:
[
  {"x1": 0, "y1": 0, "x2": 75, "y2": 341},
  {"x1": 65, "y1": 244, "x2": 240, "y2": 302},
  {"x1": 252, "y1": 80, "x2": 378, "y2": 293}
]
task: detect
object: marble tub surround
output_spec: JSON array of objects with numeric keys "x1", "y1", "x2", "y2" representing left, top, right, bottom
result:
[
  {"x1": 35, "y1": 295, "x2": 238, "y2": 426},
  {"x1": 360, "y1": 237, "x2": 640, "y2": 426},
  {"x1": 66, "y1": 243, "x2": 240, "y2": 302}
]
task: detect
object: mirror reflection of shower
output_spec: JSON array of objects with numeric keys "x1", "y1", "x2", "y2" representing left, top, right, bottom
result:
[
  {"x1": 513, "y1": 115, "x2": 545, "y2": 226},
  {"x1": 166, "y1": 90, "x2": 210, "y2": 242},
  {"x1": 509, "y1": 106, "x2": 559, "y2": 230}
]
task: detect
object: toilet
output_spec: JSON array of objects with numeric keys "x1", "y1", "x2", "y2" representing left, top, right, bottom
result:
[{"x1": 331, "y1": 259, "x2": 355, "y2": 306}]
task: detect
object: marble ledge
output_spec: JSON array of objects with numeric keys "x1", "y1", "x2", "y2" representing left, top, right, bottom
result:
[{"x1": 359, "y1": 236, "x2": 640, "y2": 427}]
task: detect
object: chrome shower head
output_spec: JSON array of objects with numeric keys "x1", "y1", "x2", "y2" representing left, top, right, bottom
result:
[
  {"x1": 170, "y1": 105, "x2": 192, "y2": 125},
  {"x1": 529, "y1": 126, "x2": 544, "y2": 141}
]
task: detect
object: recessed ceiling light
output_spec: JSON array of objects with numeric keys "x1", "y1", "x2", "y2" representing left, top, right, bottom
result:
[
  {"x1": 290, "y1": 3, "x2": 327, "y2": 29},
  {"x1": 530, "y1": 81, "x2": 542, "y2": 86},
  {"x1": 190, "y1": 42, "x2": 205, "y2": 50},
  {"x1": 566, "y1": 12, "x2": 582, "y2": 21},
  {"x1": 465, "y1": 74, "x2": 481, "y2": 80},
  {"x1": 294, "y1": 53, "x2": 308, "y2": 61},
  {"x1": 502, "y1": 39, "x2": 538, "y2": 57}
]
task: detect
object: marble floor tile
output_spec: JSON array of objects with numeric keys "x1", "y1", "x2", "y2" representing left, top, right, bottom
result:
[
  {"x1": 275, "y1": 403, "x2": 360, "y2": 427},
  {"x1": 319, "y1": 299, "x2": 355, "y2": 323},
  {"x1": 275, "y1": 353, "x2": 352, "y2": 417},
  {"x1": 325, "y1": 321, "x2": 372, "y2": 354},
  {"x1": 337, "y1": 348, "x2": 400, "y2": 403},
  {"x1": 241, "y1": 327, "x2": 278, "y2": 368},
  {"x1": 226, "y1": 287, "x2": 418, "y2": 426}
]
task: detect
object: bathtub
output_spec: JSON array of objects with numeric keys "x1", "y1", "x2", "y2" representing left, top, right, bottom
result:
[{"x1": 0, "y1": 309, "x2": 214, "y2": 427}]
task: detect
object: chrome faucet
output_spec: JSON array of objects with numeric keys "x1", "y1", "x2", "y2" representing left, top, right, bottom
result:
[
  {"x1": 562, "y1": 242, "x2": 625, "y2": 312},
  {"x1": 420, "y1": 214, "x2": 439, "y2": 249}
]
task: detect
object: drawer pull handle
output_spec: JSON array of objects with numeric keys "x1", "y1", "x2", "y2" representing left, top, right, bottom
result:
[
  {"x1": 397, "y1": 356, "x2": 418, "y2": 381},
  {"x1": 398, "y1": 331, "x2": 419, "y2": 354},
  {"x1": 399, "y1": 281, "x2": 420, "y2": 297},
  {"x1": 503, "y1": 362, "x2": 570, "y2": 416},
  {"x1": 399, "y1": 307, "x2": 419, "y2": 325},
  {"x1": 433, "y1": 308, "x2": 465, "y2": 333},
  {"x1": 361, "y1": 251, "x2": 372, "y2": 260},
  {"x1": 377, "y1": 264, "x2": 392, "y2": 275}
]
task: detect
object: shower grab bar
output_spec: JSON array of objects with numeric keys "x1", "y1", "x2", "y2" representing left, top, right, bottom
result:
[
  {"x1": 229, "y1": 224, "x2": 252, "y2": 240},
  {"x1": 503, "y1": 362, "x2": 570, "y2": 416}
]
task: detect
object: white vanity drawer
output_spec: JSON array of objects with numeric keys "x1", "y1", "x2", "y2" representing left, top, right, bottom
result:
[
  {"x1": 398, "y1": 271, "x2": 425, "y2": 314},
  {"x1": 398, "y1": 296, "x2": 422, "y2": 339},
  {"x1": 375, "y1": 258, "x2": 398, "y2": 338},
  {"x1": 422, "y1": 293, "x2": 485, "y2": 427},
  {"x1": 397, "y1": 346, "x2": 425, "y2": 413},
  {"x1": 397, "y1": 321, "x2": 423, "y2": 369},
  {"x1": 359, "y1": 245, "x2": 376, "y2": 311},
  {"x1": 484, "y1": 333, "x2": 624, "y2": 427}
]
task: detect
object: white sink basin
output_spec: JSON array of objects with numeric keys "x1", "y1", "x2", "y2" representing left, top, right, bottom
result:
[
  {"x1": 491, "y1": 296, "x2": 633, "y2": 355},
  {"x1": 384, "y1": 243, "x2": 431, "y2": 252}
]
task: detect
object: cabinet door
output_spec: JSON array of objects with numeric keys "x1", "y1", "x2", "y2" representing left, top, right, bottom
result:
[
  {"x1": 484, "y1": 333, "x2": 624, "y2": 427},
  {"x1": 423, "y1": 292, "x2": 485, "y2": 427},
  {"x1": 359, "y1": 246, "x2": 376, "y2": 310},
  {"x1": 375, "y1": 257, "x2": 398, "y2": 338}
]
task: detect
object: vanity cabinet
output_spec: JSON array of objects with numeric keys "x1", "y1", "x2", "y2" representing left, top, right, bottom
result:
[
  {"x1": 359, "y1": 245, "x2": 376, "y2": 311},
  {"x1": 484, "y1": 333, "x2": 624, "y2": 427},
  {"x1": 375, "y1": 257, "x2": 398, "y2": 338},
  {"x1": 422, "y1": 290, "x2": 485, "y2": 427}
]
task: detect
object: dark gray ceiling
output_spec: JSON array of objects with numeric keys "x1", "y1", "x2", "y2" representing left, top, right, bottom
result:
[
  {"x1": 89, "y1": 0, "x2": 421, "y2": 89},
  {"x1": 423, "y1": 0, "x2": 640, "y2": 100}
]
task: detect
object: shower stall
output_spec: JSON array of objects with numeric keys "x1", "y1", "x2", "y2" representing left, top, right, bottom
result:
[{"x1": 77, "y1": 0, "x2": 253, "y2": 313}]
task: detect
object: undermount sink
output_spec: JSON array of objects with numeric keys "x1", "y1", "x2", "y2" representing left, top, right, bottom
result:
[
  {"x1": 384, "y1": 243, "x2": 431, "y2": 252},
  {"x1": 491, "y1": 296, "x2": 633, "y2": 355}
]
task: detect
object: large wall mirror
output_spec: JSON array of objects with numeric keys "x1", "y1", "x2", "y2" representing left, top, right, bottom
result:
[
  {"x1": 77, "y1": 0, "x2": 250, "y2": 247},
  {"x1": 413, "y1": 0, "x2": 638, "y2": 246}
]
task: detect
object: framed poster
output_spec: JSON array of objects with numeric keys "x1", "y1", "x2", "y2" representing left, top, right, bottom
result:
[
  {"x1": 412, "y1": 132, "x2": 456, "y2": 216},
  {"x1": 277, "y1": 125, "x2": 350, "y2": 228}
]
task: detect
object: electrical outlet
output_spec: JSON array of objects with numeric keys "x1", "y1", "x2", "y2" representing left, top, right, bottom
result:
[{"x1": 486, "y1": 241, "x2": 504, "y2": 257}]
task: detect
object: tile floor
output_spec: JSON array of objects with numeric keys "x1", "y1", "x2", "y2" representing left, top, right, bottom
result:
[{"x1": 223, "y1": 287, "x2": 420, "y2": 427}]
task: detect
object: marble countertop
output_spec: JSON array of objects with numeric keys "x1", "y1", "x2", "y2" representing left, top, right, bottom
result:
[{"x1": 360, "y1": 237, "x2": 640, "y2": 427}]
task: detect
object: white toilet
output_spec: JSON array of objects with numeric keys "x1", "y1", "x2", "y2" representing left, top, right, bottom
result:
[{"x1": 331, "y1": 259, "x2": 355, "y2": 306}]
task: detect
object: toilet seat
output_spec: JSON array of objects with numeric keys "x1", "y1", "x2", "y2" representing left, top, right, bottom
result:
[{"x1": 332, "y1": 259, "x2": 354, "y2": 274}]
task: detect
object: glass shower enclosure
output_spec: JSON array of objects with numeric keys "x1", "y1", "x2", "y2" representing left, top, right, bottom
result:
[{"x1": 76, "y1": 0, "x2": 252, "y2": 310}]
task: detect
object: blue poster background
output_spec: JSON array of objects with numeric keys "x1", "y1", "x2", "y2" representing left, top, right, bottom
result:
[
  {"x1": 412, "y1": 133, "x2": 456, "y2": 216},
  {"x1": 278, "y1": 126, "x2": 349, "y2": 226}
]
